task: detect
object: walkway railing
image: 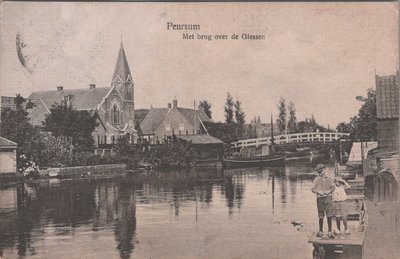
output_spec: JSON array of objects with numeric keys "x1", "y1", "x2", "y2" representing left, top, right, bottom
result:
[{"x1": 233, "y1": 132, "x2": 350, "y2": 148}]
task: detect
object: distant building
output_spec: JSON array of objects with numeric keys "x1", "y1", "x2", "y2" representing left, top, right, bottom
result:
[
  {"x1": 26, "y1": 43, "x2": 137, "y2": 147},
  {"x1": 136, "y1": 99, "x2": 212, "y2": 144},
  {"x1": 375, "y1": 71, "x2": 399, "y2": 151},
  {"x1": 0, "y1": 137, "x2": 17, "y2": 174}
]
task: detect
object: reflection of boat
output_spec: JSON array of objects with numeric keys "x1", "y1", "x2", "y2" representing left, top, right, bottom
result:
[{"x1": 223, "y1": 153, "x2": 286, "y2": 168}]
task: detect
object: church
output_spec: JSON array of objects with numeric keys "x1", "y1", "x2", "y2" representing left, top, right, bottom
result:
[{"x1": 27, "y1": 42, "x2": 137, "y2": 147}]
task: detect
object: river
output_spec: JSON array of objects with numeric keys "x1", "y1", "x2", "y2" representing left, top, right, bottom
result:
[{"x1": 0, "y1": 157, "x2": 397, "y2": 259}]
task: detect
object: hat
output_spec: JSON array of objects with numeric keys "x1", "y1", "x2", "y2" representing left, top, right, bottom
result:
[{"x1": 314, "y1": 164, "x2": 325, "y2": 172}]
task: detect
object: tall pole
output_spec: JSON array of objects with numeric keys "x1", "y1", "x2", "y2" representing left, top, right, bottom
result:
[{"x1": 271, "y1": 114, "x2": 275, "y2": 153}]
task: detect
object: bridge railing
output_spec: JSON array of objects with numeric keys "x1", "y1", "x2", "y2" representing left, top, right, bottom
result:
[{"x1": 233, "y1": 132, "x2": 350, "y2": 148}]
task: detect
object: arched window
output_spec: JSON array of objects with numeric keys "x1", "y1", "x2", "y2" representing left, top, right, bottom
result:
[{"x1": 112, "y1": 104, "x2": 119, "y2": 124}]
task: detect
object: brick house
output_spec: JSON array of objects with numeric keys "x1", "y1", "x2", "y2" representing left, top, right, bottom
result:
[
  {"x1": 26, "y1": 43, "x2": 137, "y2": 147},
  {"x1": 136, "y1": 99, "x2": 212, "y2": 144},
  {"x1": 375, "y1": 71, "x2": 399, "y2": 151}
]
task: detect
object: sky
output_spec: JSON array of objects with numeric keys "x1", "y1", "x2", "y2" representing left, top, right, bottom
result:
[{"x1": 0, "y1": 2, "x2": 398, "y2": 128}]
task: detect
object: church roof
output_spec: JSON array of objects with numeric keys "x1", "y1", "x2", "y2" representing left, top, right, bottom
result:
[
  {"x1": 29, "y1": 87, "x2": 110, "y2": 111},
  {"x1": 112, "y1": 43, "x2": 132, "y2": 83}
]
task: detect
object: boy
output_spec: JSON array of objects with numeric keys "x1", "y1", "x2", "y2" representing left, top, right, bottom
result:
[
  {"x1": 311, "y1": 164, "x2": 336, "y2": 238},
  {"x1": 332, "y1": 178, "x2": 351, "y2": 235}
]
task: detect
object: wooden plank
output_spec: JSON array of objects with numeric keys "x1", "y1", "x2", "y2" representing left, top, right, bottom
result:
[{"x1": 308, "y1": 227, "x2": 366, "y2": 246}]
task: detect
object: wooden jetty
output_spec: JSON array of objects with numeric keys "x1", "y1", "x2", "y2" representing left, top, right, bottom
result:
[{"x1": 308, "y1": 194, "x2": 367, "y2": 259}]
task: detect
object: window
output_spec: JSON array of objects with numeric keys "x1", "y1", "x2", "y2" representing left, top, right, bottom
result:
[
  {"x1": 112, "y1": 104, "x2": 120, "y2": 124},
  {"x1": 165, "y1": 123, "x2": 171, "y2": 132},
  {"x1": 179, "y1": 123, "x2": 184, "y2": 132}
]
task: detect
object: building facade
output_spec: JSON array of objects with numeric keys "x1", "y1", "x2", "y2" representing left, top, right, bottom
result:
[
  {"x1": 27, "y1": 43, "x2": 137, "y2": 147},
  {"x1": 375, "y1": 71, "x2": 399, "y2": 151},
  {"x1": 136, "y1": 99, "x2": 212, "y2": 144}
]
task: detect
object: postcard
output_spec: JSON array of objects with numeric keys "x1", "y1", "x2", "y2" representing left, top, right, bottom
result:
[{"x1": 0, "y1": 2, "x2": 398, "y2": 259}]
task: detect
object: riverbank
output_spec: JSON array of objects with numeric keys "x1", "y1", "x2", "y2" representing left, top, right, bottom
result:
[{"x1": 0, "y1": 164, "x2": 127, "y2": 185}]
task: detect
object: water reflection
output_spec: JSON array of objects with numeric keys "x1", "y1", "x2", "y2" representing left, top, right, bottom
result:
[
  {"x1": 5, "y1": 156, "x2": 391, "y2": 259},
  {"x1": 0, "y1": 179, "x2": 139, "y2": 258}
]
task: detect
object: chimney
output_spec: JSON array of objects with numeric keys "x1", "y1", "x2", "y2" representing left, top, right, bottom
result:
[
  {"x1": 57, "y1": 86, "x2": 63, "y2": 91},
  {"x1": 89, "y1": 84, "x2": 96, "y2": 90},
  {"x1": 167, "y1": 102, "x2": 172, "y2": 109},
  {"x1": 172, "y1": 98, "x2": 178, "y2": 108}
]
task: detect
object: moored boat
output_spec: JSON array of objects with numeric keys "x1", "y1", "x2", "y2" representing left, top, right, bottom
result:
[{"x1": 223, "y1": 153, "x2": 286, "y2": 168}]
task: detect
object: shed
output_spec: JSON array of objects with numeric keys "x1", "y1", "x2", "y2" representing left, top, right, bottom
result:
[
  {"x1": 0, "y1": 137, "x2": 18, "y2": 174},
  {"x1": 176, "y1": 135, "x2": 224, "y2": 165}
]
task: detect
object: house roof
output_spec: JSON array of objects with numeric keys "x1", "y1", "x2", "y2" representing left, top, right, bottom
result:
[
  {"x1": 376, "y1": 72, "x2": 399, "y2": 119},
  {"x1": 139, "y1": 108, "x2": 169, "y2": 135},
  {"x1": 112, "y1": 43, "x2": 132, "y2": 83},
  {"x1": 177, "y1": 108, "x2": 212, "y2": 124},
  {"x1": 134, "y1": 109, "x2": 149, "y2": 125},
  {"x1": 28, "y1": 87, "x2": 110, "y2": 111},
  {"x1": 0, "y1": 136, "x2": 18, "y2": 148},
  {"x1": 26, "y1": 99, "x2": 49, "y2": 127},
  {"x1": 176, "y1": 134, "x2": 223, "y2": 144}
]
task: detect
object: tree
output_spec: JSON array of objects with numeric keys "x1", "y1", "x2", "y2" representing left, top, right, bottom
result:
[
  {"x1": 288, "y1": 101, "x2": 297, "y2": 133},
  {"x1": 198, "y1": 100, "x2": 212, "y2": 119},
  {"x1": 336, "y1": 121, "x2": 354, "y2": 133},
  {"x1": 0, "y1": 94, "x2": 65, "y2": 169},
  {"x1": 234, "y1": 99, "x2": 245, "y2": 126},
  {"x1": 234, "y1": 99, "x2": 246, "y2": 139},
  {"x1": 297, "y1": 115, "x2": 327, "y2": 133},
  {"x1": 204, "y1": 121, "x2": 238, "y2": 143},
  {"x1": 1, "y1": 95, "x2": 36, "y2": 168},
  {"x1": 43, "y1": 103, "x2": 97, "y2": 151},
  {"x1": 0, "y1": 95, "x2": 31, "y2": 147},
  {"x1": 276, "y1": 97, "x2": 286, "y2": 134},
  {"x1": 224, "y1": 92, "x2": 235, "y2": 124},
  {"x1": 336, "y1": 88, "x2": 376, "y2": 141}
]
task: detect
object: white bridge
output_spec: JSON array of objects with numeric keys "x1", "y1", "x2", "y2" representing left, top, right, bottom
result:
[{"x1": 233, "y1": 132, "x2": 350, "y2": 148}]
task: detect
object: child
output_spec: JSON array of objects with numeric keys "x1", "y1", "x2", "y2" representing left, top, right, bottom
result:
[
  {"x1": 332, "y1": 178, "x2": 351, "y2": 235},
  {"x1": 311, "y1": 164, "x2": 336, "y2": 238}
]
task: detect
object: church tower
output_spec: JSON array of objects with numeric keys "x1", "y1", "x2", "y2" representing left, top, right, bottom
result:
[{"x1": 111, "y1": 42, "x2": 134, "y2": 126}]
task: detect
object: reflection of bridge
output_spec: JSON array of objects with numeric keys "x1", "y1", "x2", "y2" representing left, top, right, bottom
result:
[{"x1": 233, "y1": 132, "x2": 350, "y2": 148}]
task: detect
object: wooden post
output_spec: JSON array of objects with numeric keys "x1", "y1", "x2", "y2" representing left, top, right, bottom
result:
[{"x1": 339, "y1": 140, "x2": 343, "y2": 165}]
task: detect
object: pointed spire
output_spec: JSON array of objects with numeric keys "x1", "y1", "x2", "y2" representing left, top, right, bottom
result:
[{"x1": 112, "y1": 42, "x2": 132, "y2": 85}]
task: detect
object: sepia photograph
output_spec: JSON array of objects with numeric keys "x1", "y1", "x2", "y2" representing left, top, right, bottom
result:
[{"x1": 0, "y1": 2, "x2": 399, "y2": 259}]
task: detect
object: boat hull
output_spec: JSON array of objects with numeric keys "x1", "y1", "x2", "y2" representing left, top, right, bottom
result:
[{"x1": 223, "y1": 154, "x2": 286, "y2": 168}]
